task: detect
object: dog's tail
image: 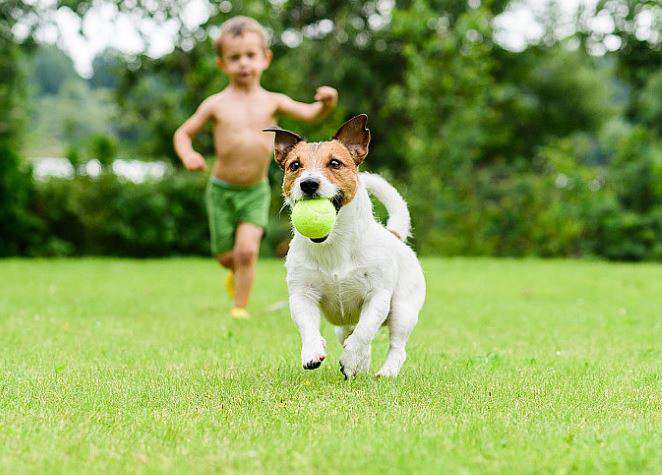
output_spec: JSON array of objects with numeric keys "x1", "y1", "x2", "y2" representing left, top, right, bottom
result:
[{"x1": 361, "y1": 173, "x2": 411, "y2": 241}]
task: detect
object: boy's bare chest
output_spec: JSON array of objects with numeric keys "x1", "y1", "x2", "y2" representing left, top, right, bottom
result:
[{"x1": 212, "y1": 96, "x2": 277, "y2": 129}]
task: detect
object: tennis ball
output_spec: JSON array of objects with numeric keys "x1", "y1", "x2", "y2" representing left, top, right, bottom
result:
[{"x1": 291, "y1": 198, "x2": 337, "y2": 239}]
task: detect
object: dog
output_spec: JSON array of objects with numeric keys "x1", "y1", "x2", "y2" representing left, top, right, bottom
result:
[{"x1": 265, "y1": 114, "x2": 425, "y2": 378}]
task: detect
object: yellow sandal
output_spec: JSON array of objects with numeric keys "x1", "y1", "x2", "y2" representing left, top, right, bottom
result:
[
  {"x1": 230, "y1": 307, "x2": 250, "y2": 319},
  {"x1": 225, "y1": 272, "x2": 235, "y2": 298}
]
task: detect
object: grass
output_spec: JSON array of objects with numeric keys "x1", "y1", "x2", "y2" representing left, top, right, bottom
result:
[{"x1": 0, "y1": 257, "x2": 660, "y2": 473}]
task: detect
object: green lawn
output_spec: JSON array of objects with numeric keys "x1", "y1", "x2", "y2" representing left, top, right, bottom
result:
[{"x1": 0, "y1": 258, "x2": 660, "y2": 473}]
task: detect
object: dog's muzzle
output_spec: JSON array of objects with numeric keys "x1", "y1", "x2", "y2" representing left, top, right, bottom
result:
[{"x1": 300, "y1": 179, "x2": 319, "y2": 197}]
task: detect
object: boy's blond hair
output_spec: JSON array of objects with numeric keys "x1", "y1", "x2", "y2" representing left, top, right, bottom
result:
[{"x1": 215, "y1": 16, "x2": 269, "y2": 56}]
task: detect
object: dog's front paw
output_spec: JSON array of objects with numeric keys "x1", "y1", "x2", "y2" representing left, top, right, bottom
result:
[
  {"x1": 301, "y1": 337, "x2": 326, "y2": 370},
  {"x1": 376, "y1": 349, "x2": 406, "y2": 378},
  {"x1": 339, "y1": 338, "x2": 371, "y2": 379},
  {"x1": 375, "y1": 364, "x2": 400, "y2": 378}
]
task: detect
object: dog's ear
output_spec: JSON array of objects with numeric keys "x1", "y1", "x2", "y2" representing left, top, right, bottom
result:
[
  {"x1": 333, "y1": 114, "x2": 370, "y2": 165},
  {"x1": 263, "y1": 127, "x2": 302, "y2": 169}
]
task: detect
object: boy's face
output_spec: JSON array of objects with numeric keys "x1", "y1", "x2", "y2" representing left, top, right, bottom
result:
[{"x1": 216, "y1": 32, "x2": 272, "y2": 85}]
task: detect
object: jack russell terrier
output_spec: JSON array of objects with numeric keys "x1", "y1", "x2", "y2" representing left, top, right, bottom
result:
[{"x1": 265, "y1": 114, "x2": 426, "y2": 378}]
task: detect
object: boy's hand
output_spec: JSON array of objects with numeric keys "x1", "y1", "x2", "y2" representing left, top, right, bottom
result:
[
  {"x1": 315, "y1": 86, "x2": 338, "y2": 109},
  {"x1": 276, "y1": 87, "x2": 338, "y2": 123},
  {"x1": 182, "y1": 152, "x2": 208, "y2": 172}
]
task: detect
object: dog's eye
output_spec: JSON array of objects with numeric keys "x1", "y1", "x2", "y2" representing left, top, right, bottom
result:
[
  {"x1": 289, "y1": 160, "x2": 301, "y2": 172},
  {"x1": 328, "y1": 159, "x2": 342, "y2": 170}
]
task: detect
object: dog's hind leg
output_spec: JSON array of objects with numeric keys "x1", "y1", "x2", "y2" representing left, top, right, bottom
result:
[
  {"x1": 340, "y1": 290, "x2": 391, "y2": 379},
  {"x1": 376, "y1": 304, "x2": 418, "y2": 378},
  {"x1": 334, "y1": 326, "x2": 353, "y2": 345},
  {"x1": 336, "y1": 325, "x2": 371, "y2": 377}
]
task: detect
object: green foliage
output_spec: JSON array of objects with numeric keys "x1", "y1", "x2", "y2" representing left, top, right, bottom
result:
[
  {"x1": 114, "y1": 74, "x2": 192, "y2": 161},
  {"x1": 585, "y1": 125, "x2": 662, "y2": 260},
  {"x1": 89, "y1": 48, "x2": 123, "y2": 89},
  {"x1": 416, "y1": 138, "x2": 602, "y2": 257},
  {"x1": 31, "y1": 171, "x2": 293, "y2": 258},
  {"x1": 27, "y1": 79, "x2": 119, "y2": 156},
  {"x1": 32, "y1": 172, "x2": 210, "y2": 257},
  {"x1": 0, "y1": 26, "x2": 26, "y2": 147},
  {"x1": 26, "y1": 44, "x2": 79, "y2": 95},
  {"x1": 87, "y1": 133, "x2": 117, "y2": 167},
  {"x1": 0, "y1": 19, "x2": 39, "y2": 256},
  {"x1": 488, "y1": 47, "x2": 619, "y2": 161},
  {"x1": 0, "y1": 142, "x2": 39, "y2": 256},
  {"x1": 31, "y1": 171, "x2": 290, "y2": 257},
  {"x1": 65, "y1": 145, "x2": 83, "y2": 172},
  {"x1": 4, "y1": 0, "x2": 661, "y2": 260},
  {"x1": 638, "y1": 69, "x2": 662, "y2": 133}
]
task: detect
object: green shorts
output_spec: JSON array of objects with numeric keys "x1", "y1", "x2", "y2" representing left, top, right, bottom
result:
[{"x1": 205, "y1": 177, "x2": 271, "y2": 255}]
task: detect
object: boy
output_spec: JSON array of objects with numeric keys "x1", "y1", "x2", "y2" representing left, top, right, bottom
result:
[{"x1": 173, "y1": 16, "x2": 338, "y2": 319}]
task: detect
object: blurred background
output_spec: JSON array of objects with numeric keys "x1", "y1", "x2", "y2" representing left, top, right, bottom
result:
[{"x1": 1, "y1": 0, "x2": 660, "y2": 260}]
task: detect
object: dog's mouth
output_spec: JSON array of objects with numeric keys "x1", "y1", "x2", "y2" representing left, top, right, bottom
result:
[
  {"x1": 299, "y1": 191, "x2": 344, "y2": 244},
  {"x1": 298, "y1": 192, "x2": 343, "y2": 211}
]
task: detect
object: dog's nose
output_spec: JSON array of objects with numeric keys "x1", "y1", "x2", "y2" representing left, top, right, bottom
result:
[{"x1": 300, "y1": 179, "x2": 320, "y2": 196}]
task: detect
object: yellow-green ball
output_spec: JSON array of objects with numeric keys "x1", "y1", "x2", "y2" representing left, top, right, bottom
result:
[{"x1": 291, "y1": 198, "x2": 337, "y2": 239}]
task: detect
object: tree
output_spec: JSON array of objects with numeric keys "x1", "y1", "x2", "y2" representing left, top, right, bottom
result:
[
  {"x1": 88, "y1": 133, "x2": 118, "y2": 168},
  {"x1": 28, "y1": 79, "x2": 119, "y2": 156},
  {"x1": 90, "y1": 48, "x2": 123, "y2": 90},
  {"x1": 0, "y1": 1, "x2": 39, "y2": 254},
  {"x1": 27, "y1": 44, "x2": 79, "y2": 95}
]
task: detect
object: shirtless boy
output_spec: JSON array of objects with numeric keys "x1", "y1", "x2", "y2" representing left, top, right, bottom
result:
[{"x1": 173, "y1": 16, "x2": 338, "y2": 319}]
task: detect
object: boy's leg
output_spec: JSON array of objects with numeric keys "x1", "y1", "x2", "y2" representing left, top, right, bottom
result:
[
  {"x1": 215, "y1": 251, "x2": 234, "y2": 270},
  {"x1": 207, "y1": 180, "x2": 235, "y2": 270},
  {"x1": 232, "y1": 222, "x2": 263, "y2": 308},
  {"x1": 215, "y1": 251, "x2": 236, "y2": 299}
]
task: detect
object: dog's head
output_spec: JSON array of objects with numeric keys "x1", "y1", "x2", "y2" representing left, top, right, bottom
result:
[{"x1": 264, "y1": 114, "x2": 370, "y2": 210}]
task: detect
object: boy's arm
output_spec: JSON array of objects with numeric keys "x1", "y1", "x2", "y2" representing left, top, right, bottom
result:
[
  {"x1": 173, "y1": 97, "x2": 216, "y2": 171},
  {"x1": 276, "y1": 86, "x2": 338, "y2": 123}
]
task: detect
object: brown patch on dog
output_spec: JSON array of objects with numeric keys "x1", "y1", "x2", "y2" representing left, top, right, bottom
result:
[
  {"x1": 266, "y1": 115, "x2": 371, "y2": 207},
  {"x1": 263, "y1": 127, "x2": 302, "y2": 169},
  {"x1": 281, "y1": 141, "x2": 310, "y2": 198},
  {"x1": 320, "y1": 141, "x2": 359, "y2": 205},
  {"x1": 333, "y1": 114, "x2": 370, "y2": 165},
  {"x1": 280, "y1": 141, "x2": 359, "y2": 206}
]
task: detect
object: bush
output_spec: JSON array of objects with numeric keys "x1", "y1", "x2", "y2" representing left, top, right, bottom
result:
[
  {"x1": 21, "y1": 142, "x2": 660, "y2": 261},
  {"x1": 0, "y1": 142, "x2": 40, "y2": 256},
  {"x1": 584, "y1": 126, "x2": 662, "y2": 260},
  {"x1": 410, "y1": 134, "x2": 658, "y2": 260},
  {"x1": 415, "y1": 167, "x2": 593, "y2": 258},
  {"x1": 33, "y1": 172, "x2": 210, "y2": 257},
  {"x1": 87, "y1": 133, "x2": 117, "y2": 168},
  {"x1": 31, "y1": 171, "x2": 292, "y2": 258}
]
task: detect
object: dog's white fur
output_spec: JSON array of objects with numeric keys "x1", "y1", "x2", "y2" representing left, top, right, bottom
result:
[{"x1": 285, "y1": 172, "x2": 426, "y2": 378}]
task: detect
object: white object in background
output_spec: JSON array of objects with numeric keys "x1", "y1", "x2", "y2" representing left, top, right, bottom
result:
[{"x1": 32, "y1": 157, "x2": 168, "y2": 183}]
